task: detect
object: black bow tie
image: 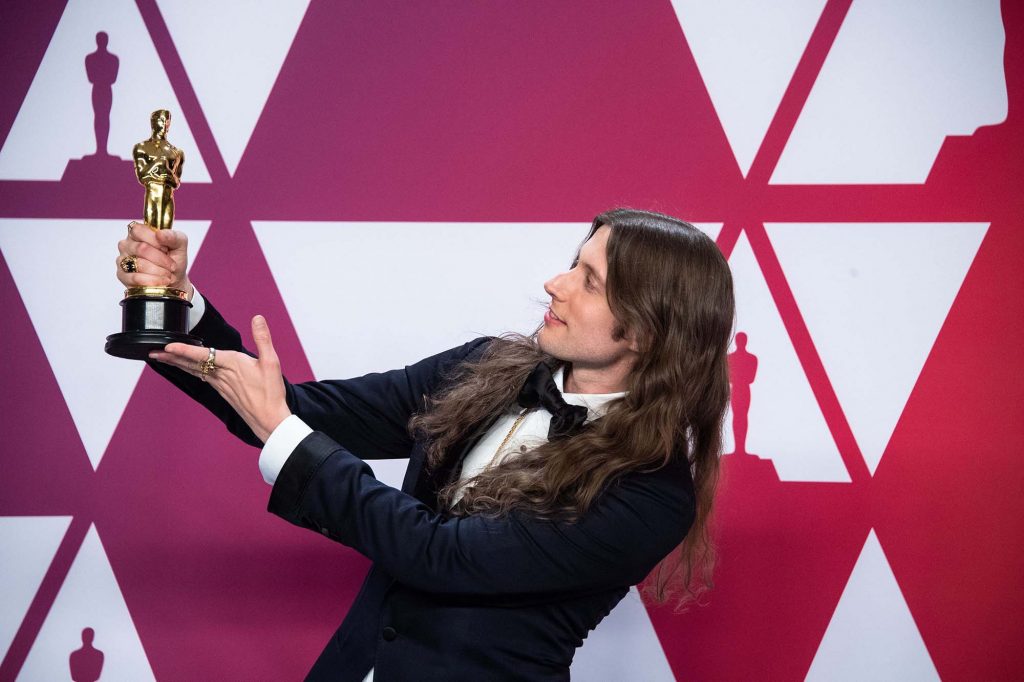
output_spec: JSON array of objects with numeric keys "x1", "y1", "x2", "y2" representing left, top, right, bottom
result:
[{"x1": 516, "y1": 362, "x2": 589, "y2": 441}]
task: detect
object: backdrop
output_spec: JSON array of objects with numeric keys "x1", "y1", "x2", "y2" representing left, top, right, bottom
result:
[{"x1": 1, "y1": 1, "x2": 1022, "y2": 680}]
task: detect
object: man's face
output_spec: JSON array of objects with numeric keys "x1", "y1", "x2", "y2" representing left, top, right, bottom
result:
[{"x1": 537, "y1": 225, "x2": 638, "y2": 373}]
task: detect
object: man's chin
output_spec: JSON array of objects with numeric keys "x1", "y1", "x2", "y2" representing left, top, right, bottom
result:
[
  {"x1": 536, "y1": 329, "x2": 564, "y2": 360},
  {"x1": 536, "y1": 327, "x2": 551, "y2": 351}
]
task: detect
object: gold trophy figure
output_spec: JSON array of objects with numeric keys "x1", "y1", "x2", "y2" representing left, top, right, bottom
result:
[
  {"x1": 105, "y1": 109, "x2": 202, "y2": 360},
  {"x1": 134, "y1": 109, "x2": 183, "y2": 232}
]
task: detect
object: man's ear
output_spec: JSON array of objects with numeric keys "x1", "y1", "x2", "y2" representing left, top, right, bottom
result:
[
  {"x1": 625, "y1": 329, "x2": 642, "y2": 354},
  {"x1": 613, "y1": 322, "x2": 643, "y2": 354}
]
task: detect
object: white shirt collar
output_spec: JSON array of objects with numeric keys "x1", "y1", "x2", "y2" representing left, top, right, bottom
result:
[{"x1": 552, "y1": 366, "x2": 626, "y2": 421}]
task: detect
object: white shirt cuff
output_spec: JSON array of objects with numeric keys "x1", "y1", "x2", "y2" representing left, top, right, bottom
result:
[
  {"x1": 259, "y1": 414, "x2": 313, "y2": 485},
  {"x1": 188, "y1": 285, "x2": 206, "y2": 332}
]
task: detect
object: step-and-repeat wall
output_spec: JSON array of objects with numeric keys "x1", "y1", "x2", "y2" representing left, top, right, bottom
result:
[{"x1": 1, "y1": 1, "x2": 1021, "y2": 679}]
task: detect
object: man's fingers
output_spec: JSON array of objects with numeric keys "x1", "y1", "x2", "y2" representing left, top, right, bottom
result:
[
  {"x1": 149, "y1": 351, "x2": 199, "y2": 375},
  {"x1": 154, "y1": 227, "x2": 188, "y2": 251},
  {"x1": 128, "y1": 222, "x2": 187, "y2": 254},
  {"x1": 162, "y1": 342, "x2": 214, "y2": 363},
  {"x1": 119, "y1": 239, "x2": 177, "y2": 273},
  {"x1": 114, "y1": 253, "x2": 175, "y2": 286},
  {"x1": 127, "y1": 222, "x2": 167, "y2": 252},
  {"x1": 158, "y1": 344, "x2": 242, "y2": 374},
  {"x1": 150, "y1": 345, "x2": 242, "y2": 389},
  {"x1": 115, "y1": 269, "x2": 175, "y2": 288},
  {"x1": 122, "y1": 257, "x2": 174, "y2": 281},
  {"x1": 252, "y1": 315, "x2": 279, "y2": 364},
  {"x1": 150, "y1": 345, "x2": 218, "y2": 378}
]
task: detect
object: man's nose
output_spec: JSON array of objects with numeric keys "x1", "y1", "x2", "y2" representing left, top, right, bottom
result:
[{"x1": 544, "y1": 271, "x2": 568, "y2": 299}]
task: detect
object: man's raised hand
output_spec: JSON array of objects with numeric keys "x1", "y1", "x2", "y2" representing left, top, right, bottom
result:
[{"x1": 115, "y1": 222, "x2": 192, "y2": 297}]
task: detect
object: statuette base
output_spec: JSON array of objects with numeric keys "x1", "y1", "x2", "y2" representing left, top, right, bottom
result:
[{"x1": 105, "y1": 294, "x2": 201, "y2": 360}]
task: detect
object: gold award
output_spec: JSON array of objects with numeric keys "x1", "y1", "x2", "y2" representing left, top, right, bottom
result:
[{"x1": 105, "y1": 109, "x2": 202, "y2": 360}]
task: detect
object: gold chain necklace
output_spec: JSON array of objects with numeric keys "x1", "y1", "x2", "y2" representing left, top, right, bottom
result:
[{"x1": 494, "y1": 408, "x2": 531, "y2": 459}]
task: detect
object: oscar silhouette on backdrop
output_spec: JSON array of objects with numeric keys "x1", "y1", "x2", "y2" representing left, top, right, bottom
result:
[
  {"x1": 69, "y1": 627, "x2": 104, "y2": 682},
  {"x1": 725, "y1": 332, "x2": 777, "y2": 480},
  {"x1": 62, "y1": 31, "x2": 135, "y2": 186},
  {"x1": 729, "y1": 332, "x2": 757, "y2": 456},
  {"x1": 86, "y1": 31, "x2": 118, "y2": 157}
]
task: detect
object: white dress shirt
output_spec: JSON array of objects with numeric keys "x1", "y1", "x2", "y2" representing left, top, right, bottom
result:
[{"x1": 187, "y1": 287, "x2": 625, "y2": 681}]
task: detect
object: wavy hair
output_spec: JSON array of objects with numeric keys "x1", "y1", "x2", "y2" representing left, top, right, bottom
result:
[{"x1": 409, "y1": 208, "x2": 735, "y2": 607}]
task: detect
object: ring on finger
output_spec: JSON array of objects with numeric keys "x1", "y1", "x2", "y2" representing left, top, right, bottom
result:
[
  {"x1": 119, "y1": 255, "x2": 138, "y2": 273},
  {"x1": 198, "y1": 347, "x2": 218, "y2": 381}
]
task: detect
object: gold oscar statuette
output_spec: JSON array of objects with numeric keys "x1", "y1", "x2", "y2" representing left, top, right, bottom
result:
[{"x1": 105, "y1": 109, "x2": 203, "y2": 360}]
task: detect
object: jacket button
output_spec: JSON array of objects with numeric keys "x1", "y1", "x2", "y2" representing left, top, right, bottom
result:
[{"x1": 382, "y1": 626, "x2": 397, "y2": 642}]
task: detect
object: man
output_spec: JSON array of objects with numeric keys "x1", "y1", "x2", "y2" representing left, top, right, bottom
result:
[{"x1": 115, "y1": 208, "x2": 735, "y2": 681}]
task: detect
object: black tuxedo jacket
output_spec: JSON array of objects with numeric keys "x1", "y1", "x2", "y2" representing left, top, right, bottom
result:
[{"x1": 148, "y1": 297, "x2": 696, "y2": 681}]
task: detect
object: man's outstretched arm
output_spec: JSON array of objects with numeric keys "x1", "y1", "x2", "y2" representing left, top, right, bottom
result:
[
  {"x1": 148, "y1": 288, "x2": 490, "y2": 460},
  {"x1": 269, "y1": 429, "x2": 695, "y2": 596}
]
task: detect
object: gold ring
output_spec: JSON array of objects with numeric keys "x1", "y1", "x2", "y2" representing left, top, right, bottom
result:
[
  {"x1": 119, "y1": 255, "x2": 138, "y2": 273},
  {"x1": 127, "y1": 222, "x2": 134, "y2": 236},
  {"x1": 198, "y1": 347, "x2": 217, "y2": 380}
]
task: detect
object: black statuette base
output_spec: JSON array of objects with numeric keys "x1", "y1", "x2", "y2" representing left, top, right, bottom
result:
[{"x1": 105, "y1": 295, "x2": 202, "y2": 360}]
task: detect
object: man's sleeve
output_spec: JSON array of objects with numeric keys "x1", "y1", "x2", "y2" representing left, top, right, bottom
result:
[
  {"x1": 146, "y1": 293, "x2": 492, "y2": 458},
  {"x1": 268, "y1": 431, "x2": 696, "y2": 595},
  {"x1": 258, "y1": 414, "x2": 312, "y2": 484},
  {"x1": 187, "y1": 286, "x2": 206, "y2": 332}
]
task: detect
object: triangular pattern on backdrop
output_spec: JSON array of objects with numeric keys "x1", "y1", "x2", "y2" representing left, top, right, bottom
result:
[
  {"x1": 0, "y1": 516, "x2": 71, "y2": 660},
  {"x1": 571, "y1": 587, "x2": 675, "y2": 680},
  {"x1": 771, "y1": 0, "x2": 1007, "y2": 184},
  {"x1": 0, "y1": 0, "x2": 210, "y2": 181},
  {"x1": 254, "y1": 221, "x2": 588, "y2": 379},
  {"x1": 0, "y1": 219, "x2": 211, "y2": 470},
  {"x1": 669, "y1": 0, "x2": 827, "y2": 176},
  {"x1": 766, "y1": 222, "x2": 988, "y2": 475},
  {"x1": 254, "y1": 221, "x2": 723, "y2": 382},
  {"x1": 156, "y1": 0, "x2": 311, "y2": 175},
  {"x1": 725, "y1": 231, "x2": 848, "y2": 482},
  {"x1": 18, "y1": 525, "x2": 156, "y2": 681},
  {"x1": 805, "y1": 529, "x2": 940, "y2": 681}
]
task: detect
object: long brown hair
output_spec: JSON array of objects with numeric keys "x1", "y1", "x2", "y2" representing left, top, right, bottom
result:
[{"x1": 409, "y1": 208, "x2": 735, "y2": 607}]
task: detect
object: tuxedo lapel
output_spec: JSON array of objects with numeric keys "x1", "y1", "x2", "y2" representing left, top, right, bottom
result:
[
  {"x1": 403, "y1": 410, "x2": 504, "y2": 510},
  {"x1": 444, "y1": 411, "x2": 504, "y2": 484}
]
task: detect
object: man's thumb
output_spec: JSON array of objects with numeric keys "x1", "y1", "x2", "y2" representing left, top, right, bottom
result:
[{"x1": 252, "y1": 315, "x2": 276, "y2": 358}]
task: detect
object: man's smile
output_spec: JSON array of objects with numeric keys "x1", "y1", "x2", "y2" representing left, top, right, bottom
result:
[{"x1": 544, "y1": 307, "x2": 566, "y2": 326}]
